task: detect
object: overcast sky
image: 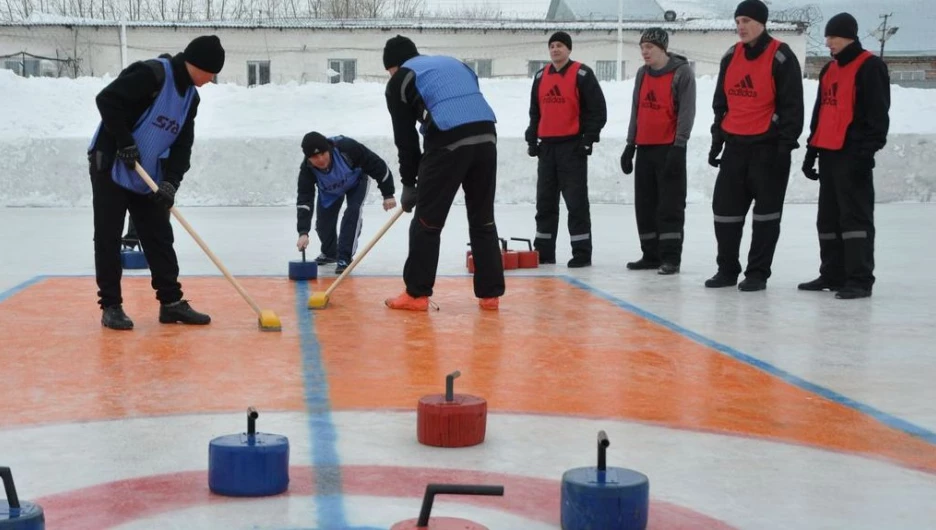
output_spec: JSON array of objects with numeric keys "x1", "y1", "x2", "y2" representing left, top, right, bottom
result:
[{"x1": 722, "y1": 0, "x2": 933, "y2": 52}]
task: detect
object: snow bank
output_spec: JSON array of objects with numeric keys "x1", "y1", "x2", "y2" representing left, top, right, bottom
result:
[{"x1": 2, "y1": 68, "x2": 935, "y2": 206}]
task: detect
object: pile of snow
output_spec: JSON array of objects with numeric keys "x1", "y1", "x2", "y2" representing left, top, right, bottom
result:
[{"x1": 2, "y1": 68, "x2": 936, "y2": 206}]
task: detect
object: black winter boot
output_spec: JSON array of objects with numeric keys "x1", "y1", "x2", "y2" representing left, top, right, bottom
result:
[
  {"x1": 738, "y1": 277, "x2": 767, "y2": 292},
  {"x1": 797, "y1": 277, "x2": 843, "y2": 292},
  {"x1": 657, "y1": 263, "x2": 680, "y2": 275},
  {"x1": 626, "y1": 257, "x2": 661, "y2": 270},
  {"x1": 102, "y1": 305, "x2": 134, "y2": 330},
  {"x1": 159, "y1": 300, "x2": 211, "y2": 325},
  {"x1": 704, "y1": 272, "x2": 738, "y2": 288}
]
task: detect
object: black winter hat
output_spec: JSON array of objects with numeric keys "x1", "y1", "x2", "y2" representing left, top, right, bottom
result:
[
  {"x1": 301, "y1": 132, "x2": 331, "y2": 157},
  {"x1": 383, "y1": 35, "x2": 419, "y2": 69},
  {"x1": 640, "y1": 27, "x2": 669, "y2": 51},
  {"x1": 734, "y1": 0, "x2": 769, "y2": 25},
  {"x1": 825, "y1": 12, "x2": 859, "y2": 40},
  {"x1": 183, "y1": 35, "x2": 225, "y2": 74},
  {"x1": 548, "y1": 31, "x2": 572, "y2": 50}
]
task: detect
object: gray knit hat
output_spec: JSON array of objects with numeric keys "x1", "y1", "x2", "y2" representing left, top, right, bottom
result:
[{"x1": 640, "y1": 27, "x2": 669, "y2": 51}]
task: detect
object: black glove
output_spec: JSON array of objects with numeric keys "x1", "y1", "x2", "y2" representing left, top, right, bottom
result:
[
  {"x1": 527, "y1": 143, "x2": 540, "y2": 157},
  {"x1": 116, "y1": 144, "x2": 140, "y2": 170},
  {"x1": 708, "y1": 140, "x2": 723, "y2": 168},
  {"x1": 576, "y1": 139, "x2": 593, "y2": 157},
  {"x1": 620, "y1": 144, "x2": 636, "y2": 175},
  {"x1": 802, "y1": 147, "x2": 819, "y2": 181},
  {"x1": 401, "y1": 185, "x2": 417, "y2": 213},
  {"x1": 663, "y1": 145, "x2": 686, "y2": 177},
  {"x1": 152, "y1": 180, "x2": 176, "y2": 209}
]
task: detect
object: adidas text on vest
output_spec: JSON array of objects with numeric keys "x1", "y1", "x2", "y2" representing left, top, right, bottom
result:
[
  {"x1": 809, "y1": 51, "x2": 874, "y2": 151},
  {"x1": 721, "y1": 39, "x2": 782, "y2": 137},
  {"x1": 537, "y1": 61, "x2": 582, "y2": 138},
  {"x1": 635, "y1": 70, "x2": 677, "y2": 145}
]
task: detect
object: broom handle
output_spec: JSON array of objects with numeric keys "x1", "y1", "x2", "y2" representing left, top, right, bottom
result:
[
  {"x1": 325, "y1": 207, "x2": 404, "y2": 298},
  {"x1": 134, "y1": 163, "x2": 263, "y2": 316}
]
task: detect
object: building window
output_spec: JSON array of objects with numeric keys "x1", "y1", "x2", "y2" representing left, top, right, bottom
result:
[
  {"x1": 892, "y1": 70, "x2": 925, "y2": 81},
  {"x1": 528, "y1": 60, "x2": 550, "y2": 77},
  {"x1": 3, "y1": 58, "x2": 40, "y2": 77},
  {"x1": 247, "y1": 61, "x2": 270, "y2": 87},
  {"x1": 595, "y1": 60, "x2": 626, "y2": 81},
  {"x1": 328, "y1": 59, "x2": 356, "y2": 83},
  {"x1": 463, "y1": 59, "x2": 493, "y2": 78}
]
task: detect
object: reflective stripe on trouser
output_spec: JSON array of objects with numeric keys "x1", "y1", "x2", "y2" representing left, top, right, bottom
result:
[
  {"x1": 711, "y1": 141, "x2": 791, "y2": 279},
  {"x1": 817, "y1": 149, "x2": 876, "y2": 289},
  {"x1": 534, "y1": 140, "x2": 591, "y2": 260}
]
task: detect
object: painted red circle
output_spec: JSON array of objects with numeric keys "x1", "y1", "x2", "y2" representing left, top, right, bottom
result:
[{"x1": 35, "y1": 465, "x2": 736, "y2": 529}]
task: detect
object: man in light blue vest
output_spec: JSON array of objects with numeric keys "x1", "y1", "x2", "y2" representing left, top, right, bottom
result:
[
  {"x1": 382, "y1": 35, "x2": 505, "y2": 311},
  {"x1": 296, "y1": 132, "x2": 398, "y2": 274},
  {"x1": 87, "y1": 36, "x2": 224, "y2": 330}
]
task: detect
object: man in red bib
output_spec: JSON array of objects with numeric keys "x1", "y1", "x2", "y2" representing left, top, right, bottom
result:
[
  {"x1": 706, "y1": 0, "x2": 804, "y2": 291},
  {"x1": 526, "y1": 31, "x2": 608, "y2": 268},
  {"x1": 620, "y1": 27, "x2": 696, "y2": 275},
  {"x1": 800, "y1": 13, "x2": 890, "y2": 299}
]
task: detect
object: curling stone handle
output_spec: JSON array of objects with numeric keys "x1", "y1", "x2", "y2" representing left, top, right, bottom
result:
[
  {"x1": 247, "y1": 406, "x2": 259, "y2": 435},
  {"x1": 0, "y1": 467, "x2": 20, "y2": 509},
  {"x1": 445, "y1": 370, "x2": 461, "y2": 402},
  {"x1": 301, "y1": 249, "x2": 306, "y2": 263},
  {"x1": 510, "y1": 237, "x2": 533, "y2": 251},
  {"x1": 597, "y1": 430, "x2": 610, "y2": 472},
  {"x1": 416, "y1": 484, "x2": 505, "y2": 526}
]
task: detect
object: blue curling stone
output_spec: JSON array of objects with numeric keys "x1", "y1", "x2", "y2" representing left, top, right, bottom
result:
[
  {"x1": 208, "y1": 432, "x2": 290, "y2": 497},
  {"x1": 288, "y1": 259, "x2": 317, "y2": 281},
  {"x1": 0, "y1": 500, "x2": 44, "y2": 530},
  {"x1": 560, "y1": 466, "x2": 649, "y2": 530},
  {"x1": 120, "y1": 249, "x2": 148, "y2": 270}
]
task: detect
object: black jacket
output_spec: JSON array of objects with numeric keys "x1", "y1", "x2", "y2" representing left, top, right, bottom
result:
[
  {"x1": 525, "y1": 60, "x2": 608, "y2": 146},
  {"x1": 807, "y1": 40, "x2": 891, "y2": 155},
  {"x1": 89, "y1": 53, "x2": 200, "y2": 188},
  {"x1": 296, "y1": 136, "x2": 395, "y2": 235},
  {"x1": 712, "y1": 32, "x2": 804, "y2": 149},
  {"x1": 385, "y1": 59, "x2": 497, "y2": 187}
]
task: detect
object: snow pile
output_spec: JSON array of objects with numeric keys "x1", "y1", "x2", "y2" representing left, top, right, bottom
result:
[{"x1": 2, "y1": 67, "x2": 935, "y2": 206}]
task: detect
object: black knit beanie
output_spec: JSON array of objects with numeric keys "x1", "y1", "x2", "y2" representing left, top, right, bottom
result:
[
  {"x1": 734, "y1": 0, "x2": 769, "y2": 25},
  {"x1": 548, "y1": 31, "x2": 572, "y2": 50},
  {"x1": 301, "y1": 132, "x2": 331, "y2": 157},
  {"x1": 640, "y1": 27, "x2": 669, "y2": 51},
  {"x1": 825, "y1": 12, "x2": 859, "y2": 40},
  {"x1": 183, "y1": 35, "x2": 225, "y2": 74},
  {"x1": 383, "y1": 35, "x2": 419, "y2": 69}
]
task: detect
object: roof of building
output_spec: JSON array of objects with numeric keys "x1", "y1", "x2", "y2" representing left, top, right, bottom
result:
[{"x1": 0, "y1": 15, "x2": 801, "y2": 32}]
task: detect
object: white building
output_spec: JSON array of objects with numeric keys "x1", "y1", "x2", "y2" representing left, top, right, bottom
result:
[{"x1": 0, "y1": 3, "x2": 806, "y2": 85}]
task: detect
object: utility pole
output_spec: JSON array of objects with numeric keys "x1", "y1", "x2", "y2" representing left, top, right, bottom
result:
[{"x1": 875, "y1": 13, "x2": 899, "y2": 58}]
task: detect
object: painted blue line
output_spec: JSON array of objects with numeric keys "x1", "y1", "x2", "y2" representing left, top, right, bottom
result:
[
  {"x1": 562, "y1": 275, "x2": 936, "y2": 446},
  {"x1": 294, "y1": 280, "x2": 348, "y2": 528},
  {"x1": 0, "y1": 275, "x2": 47, "y2": 303}
]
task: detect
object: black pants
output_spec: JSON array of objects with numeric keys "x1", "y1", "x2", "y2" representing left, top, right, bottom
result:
[
  {"x1": 634, "y1": 144, "x2": 687, "y2": 265},
  {"x1": 533, "y1": 140, "x2": 591, "y2": 261},
  {"x1": 404, "y1": 140, "x2": 505, "y2": 298},
  {"x1": 90, "y1": 154, "x2": 183, "y2": 309},
  {"x1": 816, "y1": 149, "x2": 875, "y2": 290},
  {"x1": 712, "y1": 141, "x2": 791, "y2": 280},
  {"x1": 315, "y1": 177, "x2": 368, "y2": 264}
]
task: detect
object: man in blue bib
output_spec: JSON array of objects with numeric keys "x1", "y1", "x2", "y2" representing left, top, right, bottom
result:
[
  {"x1": 296, "y1": 132, "x2": 398, "y2": 274},
  {"x1": 87, "y1": 35, "x2": 225, "y2": 330},
  {"x1": 382, "y1": 35, "x2": 505, "y2": 311}
]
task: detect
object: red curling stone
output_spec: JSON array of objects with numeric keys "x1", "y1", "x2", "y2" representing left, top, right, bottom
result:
[
  {"x1": 417, "y1": 371, "x2": 487, "y2": 448},
  {"x1": 391, "y1": 517, "x2": 489, "y2": 530}
]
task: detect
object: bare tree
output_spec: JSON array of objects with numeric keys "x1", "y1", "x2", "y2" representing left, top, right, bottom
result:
[{"x1": 772, "y1": 4, "x2": 824, "y2": 55}]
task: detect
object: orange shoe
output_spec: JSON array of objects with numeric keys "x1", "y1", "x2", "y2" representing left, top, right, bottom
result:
[
  {"x1": 385, "y1": 291, "x2": 431, "y2": 311},
  {"x1": 478, "y1": 297, "x2": 499, "y2": 310}
]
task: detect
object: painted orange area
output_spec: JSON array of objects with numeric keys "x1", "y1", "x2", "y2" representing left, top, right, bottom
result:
[
  {"x1": 0, "y1": 276, "x2": 308, "y2": 426},
  {"x1": 313, "y1": 276, "x2": 936, "y2": 473},
  {"x1": 2, "y1": 275, "x2": 935, "y2": 476}
]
